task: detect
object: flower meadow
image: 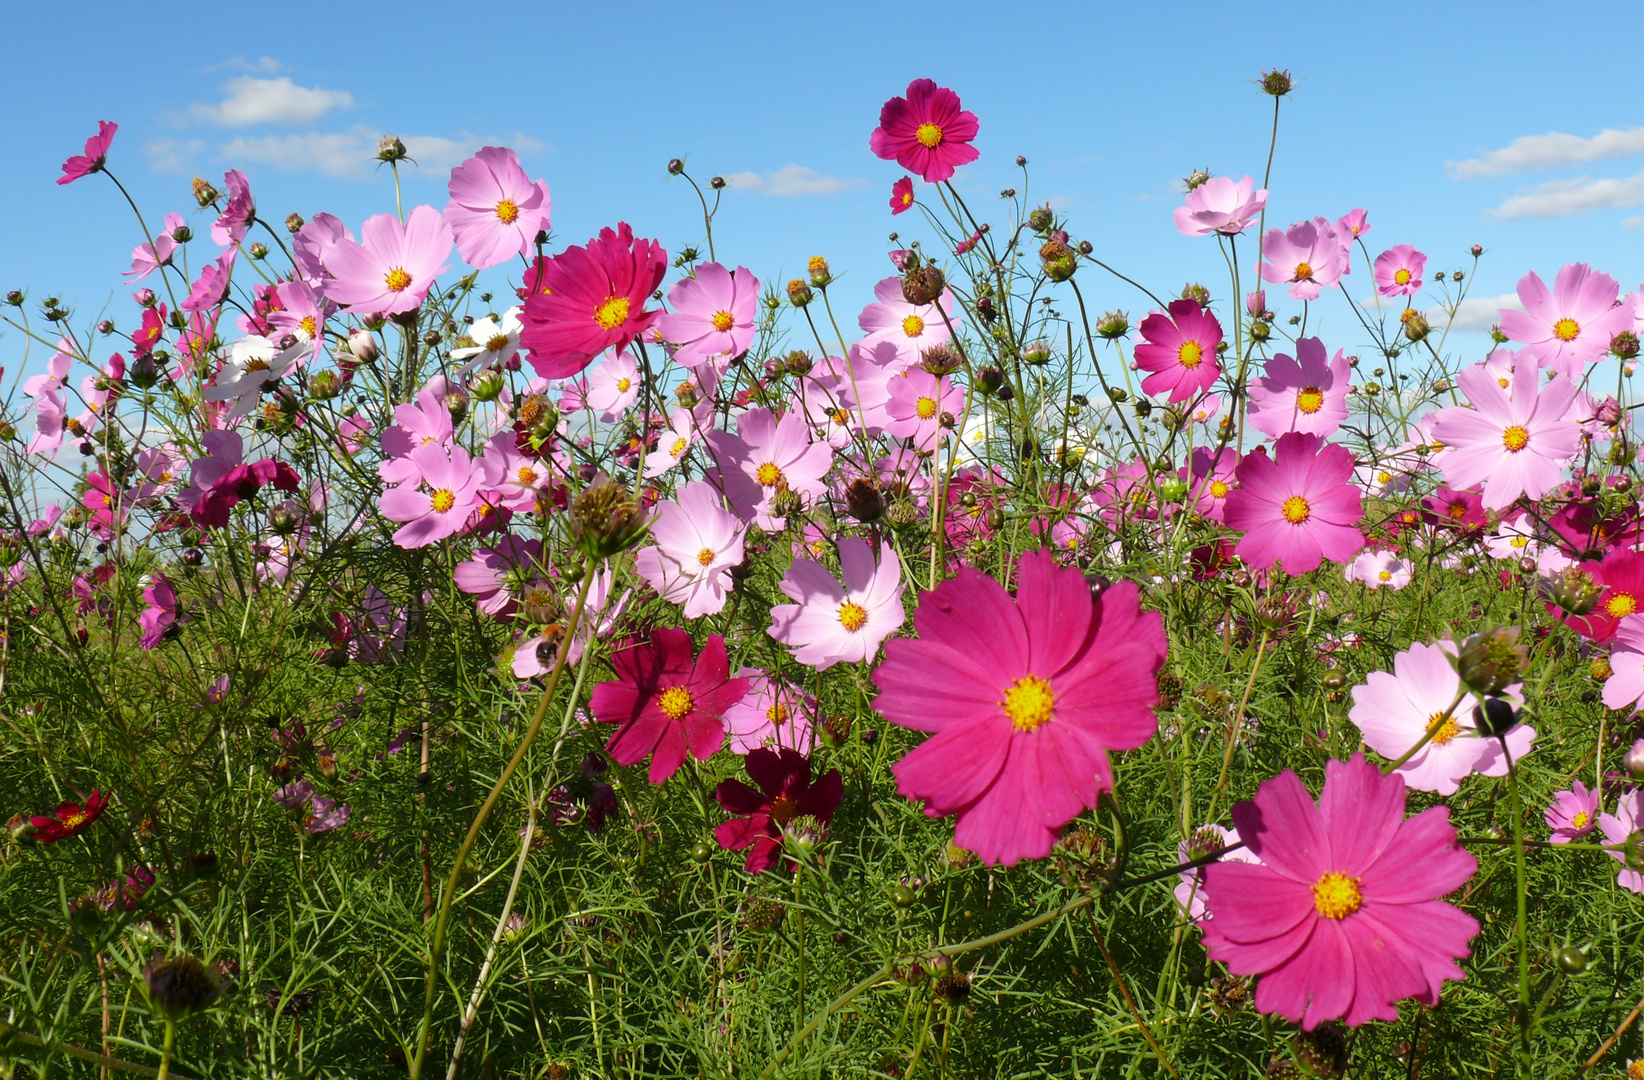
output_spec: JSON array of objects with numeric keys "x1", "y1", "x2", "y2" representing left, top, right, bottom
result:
[{"x1": 10, "y1": 71, "x2": 1644, "y2": 1080}]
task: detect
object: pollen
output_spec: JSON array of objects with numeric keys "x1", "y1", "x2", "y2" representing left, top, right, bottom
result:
[
  {"x1": 430, "y1": 489, "x2": 456, "y2": 513},
  {"x1": 1296, "y1": 387, "x2": 1325, "y2": 414},
  {"x1": 495, "y1": 198, "x2": 519, "y2": 224},
  {"x1": 1001, "y1": 674, "x2": 1055, "y2": 732},
  {"x1": 1377, "y1": 471, "x2": 1393, "y2": 484},
  {"x1": 1502, "y1": 425, "x2": 1529, "y2": 452},
  {"x1": 669, "y1": 436, "x2": 688, "y2": 457},
  {"x1": 711, "y1": 310, "x2": 735, "y2": 332},
  {"x1": 766, "y1": 702, "x2": 791, "y2": 725},
  {"x1": 756, "y1": 462, "x2": 783, "y2": 486},
  {"x1": 1209, "y1": 480, "x2": 1229, "y2": 499},
  {"x1": 1177, "y1": 340, "x2": 1204, "y2": 368},
  {"x1": 658, "y1": 686, "x2": 694, "y2": 719},
  {"x1": 916, "y1": 396, "x2": 938, "y2": 420},
  {"x1": 1428, "y1": 712, "x2": 1461, "y2": 745},
  {"x1": 1281, "y1": 495, "x2": 1310, "y2": 523},
  {"x1": 300, "y1": 315, "x2": 318, "y2": 336},
  {"x1": 1553, "y1": 317, "x2": 1580, "y2": 342},
  {"x1": 1378, "y1": 570, "x2": 1393, "y2": 581},
  {"x1": 770, "y1": 796, "x2": 799, "y2": 826},
  {"x1": 58, "y1": 808, "x2": 88, "y2": 829},
  {"x1": 385, "y1": 267, "x2": 413, "y2": 292},
  {"x1": 593, "y1": 296, "x2": 631, "y2": 331},
  {"x1": 829, "y1": 408, "x2": 850, "y2": 425},
  {"x1": 916, "y1": 122, "x2": 944, "y2": 148},
  {"x1": 1607, "y1": 592, "x2": 1638, "y2": 618},
  {"x1": 902, "y1": 314, "x2": 926, "y2": 338},
  {"x1": 1293, "y1": 261, "x2": 1314, "y2": 281},
  {"x1": 616, "y1": 377, "x2": 632, "y2": 393},
  {"x1": 697, "y1": 547, "x2": 715, "y2": 567},
  {"x1": 487, "y1": 334, "x2": 511, "y2": 352},
  {"x1": 1311, "y1": 871, "x2": 1362, "y2": 920},
  {"x1": 1572, "y1": 810, "x2": 1591, "y2": 829},
  {"x1": 516, "y1": 466, "x2": 539, "y2": 485},
  {"x1": 1393, "y1": 268, "x2": 1412, "y2": 285},
  {"x1": 244, "y1": 358, "x2": 270, "y2": 372},
  {"x1": 838, "y1": 600, "x2": 869, "y2": 632}
]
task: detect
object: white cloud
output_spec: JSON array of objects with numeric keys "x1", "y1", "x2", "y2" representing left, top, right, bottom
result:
[
  {"x1": 190, "y1": 76, "x2": 354, "y2": 127},
  {"x1": 1625, "y1": 216, "x2": 1644, "y2": 230},
  {"x1": 724, "y1": 165, "x2": 868, "y2": 197},
  {"x1": 206, "y1": 56, "x2": 281, "y2": 75},
  {"x1": 146, "y1": 138, "x2": 208, "y2": 175},
  {"x1": 1488, "y1": 169, "x2": 1644, "y2": 220},
  {"x1": 1427, "y1": 292, "x2": 1522, "y2": 333},
  {"x1": 1449, "y1": 127, "x2": 1644, "y2": 179},
  {"x1": 211, "y1": 128, "x2": 545, "y2": 180}
]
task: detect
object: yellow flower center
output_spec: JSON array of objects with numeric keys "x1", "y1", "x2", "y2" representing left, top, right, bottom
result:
[
  {"x1": 902, "y1": 314, "x2": 925, "y2": 338},
  {"x1": 1501, "y1": 425, "x2": 1530, "y2": 452},
  {"x1": 430, "y1": 489, "x2": 456, "y2": 513},
  {"x1": 1572, "y1": 810, "x2": 1591, "y2": 829},
  {"x1": 1608, "y1": 592, "x2": 1638, "y2": 618},
  {"x1": 755, "y1": 462, "x2": 783, "y2": 486},
  {"x1": 58, "y1": 808, "x2": 89, "y2": 830},
  {"x1": 658, "y1": 686, "x2": 694, "y2": 719},
  {"x1": 1553, "y1": 317, "x2": 1580, "y2": 342},
  {"x1": 1293, "y1": 261, "x2": 1314, "y2": 281},
  {"x1": 829, "y1": 407, "x2": 849, "y2": 425},
  {"x1": 244, "y1": 358, "x2": 270, "y2": 373},
  {"x1": 1448, "y1": 504, "x2": 1467, "y2": 519},
  {"x1": 300, "y1": 315, "x2": 318, "y2": 336},
  {"x1": 1311, "y1": 872, "x2": 1362, "y2": 920},
  {"x1": 669, "y1": 436, "x2": 688, "y2": 457},
  {"x1": 838, "y1": 600, "x2": 868, "y2": 632},
  {"x1": 1209, "y1": 480, "x2": 1229, "y2": 498},
  {"x1": 594, "y1": 296, "x2": 631, "y2": 331},
  {"x1": 711, "y1": 311, "x2": 735, "y2": 333},
  {"x1": 696, "y1": 547, "x2": 715, "y2": 567},
  {"x1": 495, "y1": 198, "x2": 519, "y2": 224},
  {"x1": 615, "y1": 377, "x2": 631, "y2": 393},
  {"x1": 770, "y1": 796, "x2": 799, "y2": 826},
  {"x1": 516, "y1": 466, "x2": 539, "y2": 484},
  {"x1": 1378, "y1": 570, "x2": 1393, "y2": 581},
  {"x1": 1281, "y1": 495, "x2": 1310, "y2": 523},
  {"x1": 1393, "y1": 268, "x2": 1412, "y2": 285},
  {"x1": 1178, "y1": 340, "x2": 1203, "y2": 369},
  {"x1": 1002, "y1": 675, "x2": 1055, "y2": 732},
  {"x1": 487, "y1": 334, "x2": 511, "y2": 352},
  {"x1": 1296, "y1": 387, "x2": 1325, "y2": 414},
  {"x1": 1377, "y1": 471, "x2": 1393, "y2": 484},
  {"x1": 916, "y1": 122, "x2": 944, "y2": 148},
  {"x1": 1428, "y1": 712, "x2": 1461, "y2": 745},
  {"x1": 385, "y1": 267, "x2": 412, "y2": 292},
  {"x1": 916, "y1": 396, "x2": 938, "y2": 420},
  {"x1": 767, "y1": 702, "x2": 790, "y2": 725}
]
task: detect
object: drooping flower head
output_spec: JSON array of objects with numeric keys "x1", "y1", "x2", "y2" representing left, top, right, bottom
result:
[
  {"x1": 1134, "y1": 299, "x2": 1223, "y2": 403},
  {"x1": 1199, "y1": 755, "x2": 1479, "y2": 1029},
  {"x1": 872, "y1": 551, "x2": 1166, "y2": 866},
  {"x1": 1223, "y1": 432, "x2": 1365, "y2": 575},
  {"x1": 1500, "y1": 263, "x2": 1633, "y2": 379},
  {"x1": 445, "y1": 146, "x2": 551, "y2": 270},
  {"x1": 323, "y1": 205, "x2": 453, "y2": 316},
  {"x1": 520, "y1": 222, "x2": 666, "y2": 379},
  {"x1": 211, "y1": 169, "x2": 256, "y2": 245},
  {"x1": 1173, "y1": 175, "x2": 1267, "y2": 237},
  {"x1": 657, "y1": 263, "x2": 760, "y2": 369},
  {"x1": 1247, "y1": 337, "x2": 1351, "y2": 439},
  {"x1": 1336, "y1": 208, "x2": 1371, "y2": 241},
  {"x1": 714, "y1": 748, "x2": 844, "y2": 873},
  {"x1": 588, "y1": 630, "x2": 749, "y2": 784},
  {"x1": 58, "y1": 121, "x2": 117, "y2": 185},
  {"x1": 1428, "y1": 360, "x2": 1580, "y2": 511},
  {"x1": 869, "y1": 79, "x2": 980, "y2": 184}
]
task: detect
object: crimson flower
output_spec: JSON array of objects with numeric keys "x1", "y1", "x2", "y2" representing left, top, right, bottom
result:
[
  {"x1": 870, "y1": 79, "x2": 980, "y2": 184},
  {"x1": 589, "y1": 630, "x2": 749, "y2": 783},
  {"x1": 58, "y1": 121, "x2": 117, "y2": 185},
  {"x1": 520, "y1": 222, "x2": 667, "y2": 380},
  {"x1": 32, "y1": 790, "x2": 110, "y2": 843},
  {"x1": 714, "y1": 748, "x2": 843, "y2": 873},
  {"x1": 889, "y1": 176, "x2": 915, "y2": 215}
]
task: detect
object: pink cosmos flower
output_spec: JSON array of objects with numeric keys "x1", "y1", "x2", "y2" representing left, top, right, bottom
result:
[
  {"x1": 1336, "y1": 208, "x2": 1370, "y2": 242},
  {"x1": 1173, "y1": 175, "x2": 1267, "y2": 237},
  {"x1": 380, "y1": 384, "x2": 454, "y2": 486},
  {"x1": 1545, "y1": 780, "x2": 1600, "y2": 844},
  {"x1": 445, "y1": 146, "x2": 551, "y2": 270},
  {"x1": 292, "y1": 212, "x2": 351, "y2": 289},
  {"x1": 890, "y1": 176, "x2": 915, "y2": 214},
  {"x1": 82, "y1": 470, "x2": 130, "y2": 541},
  {"x1": 1600, "y1": 789, "x2": 1644, "y2": 894},
  {"x1": 1174, "y1": 825, "x2": 1261, "y2": 921},
  {"x1": 657, "y1": 263, "x2": 760, "y2": 369},
  {"x1": 885, "y1": 369, "x2": 963, "y2": 451},
  {"x1": 1428, "y1": 360, "x2": 1581, "y2": 510},
  {"x1": 1500, "y1": 263, "x2": 1633, "y2": 379},
  {"x1": 511, "y1": 565, "x2": 629, "y2": 673},
  {"x1": 723, "y1": 670, "x2": 817, "y2": 753},
  {"x1": 1247, "y1": 337, "x2": 1351, "y2": 439},
  {"x1": 1373, "y1": 244, "x2": 1426, "y2": 297},
  {"x1": 583, "y1": 354, "x2": 640, "y2": 422},
  {"x1": 871, "y1": 551, "x2": 1166, "y2": 866},
  {"x1": 1260, "y1": 217, "x2": 1349, "y2": 301},
  {"x1": 182, "y1": 248, "x2": 237, "y2": 312},
  {"x1": 706, "y1": 407, "x2": 834, "y2": 531},
  {"x1": 323, "y1": 206, "x2": 452, "y2": 316},
  {"x1": 1134, "y1": 300, "x2": 1223, "y2": 403},
  {"x1": 1348, "y1": 641, "x2": 1534, "y2": 795},
  {"x1": 869, "y1": 78, "x2": 980, "y2": 184},
  {"x1": 1601, "y1": 614, "x2": 1644, "y2": 714},
  {"x1": 769, "y1": 538, "x2": 905, "y2": 670},
  {"x1": 378, "y1": 444, "x2": 483, "y2": 548},
  {"x1": 211, "y1": 170, "x2": 256, "y2": 246},
  {"x1": 857, "y1": 276, "x2": 955, "y2": 368},
  {"x1": 1223, "y1": 432, "x2": 1365, "y2": 576},
  {"x1": 269, "y1": 280, "x2": 332, "y2": 363},
  {"x1": 588, "y1": 630, "x2": 749, "y2": 784},
  {"x1": 138, "y1": 573, "x2": 178, "y2": 649},
  {"x1": 58, "y1": 121, "x2": 117, "y2": 185},
  {"x1": 1200, "y1": 755, "x2": 1479, "y2": 1029},
  {"x1": 1183, "y1": 447, "x2": 1239, "y2": 523},
  {"x1": 520, "y1": 222, "x2": 667, "y2": 379},
  {"x1": 124, "y1": 212, "x2": 186, "y2": 282},
  {"x1": 1343, "y1": 549, "x2": 1412, "y2": 590},
  {"x1": 634, "y1": 481, "x2": 745, "y2": 618},
  {"x1": 645, "y1": 407, "x2": 706, "y2": 478},
  {"x1": 714, "y1": 748, "x2": 843, "y2": 874},
  {"x1": 454, "y1": 536, "x2": 547, "y2": 619}
]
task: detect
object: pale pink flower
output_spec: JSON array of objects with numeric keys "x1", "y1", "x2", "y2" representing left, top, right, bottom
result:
[
  {"x1": 657, "y1": 263, "x2": 760, "y2": 369},
  {"x1": 323, "y1": 205, "x2": 453, "y2": 315},
  {"x1": 479, "y1": 431, "x2": 553, "y2": 512},
  {"x1": 634, "y1": 482, "x2": 745, "y2": 618},
  {"x1": 769, "y1": 538, "x2": 905, "y2": 670},
  {"x1": 1173, "y1": 825, "x2": 1261, "y2": 920},
  {"x1": 1173, "y1": 175, "x2": 1267, "y2": 237},
  {"x1": 584, "y1": 354, "x2": 641, "y2": 422},
  {"x1": 1373, "y1": 244, "x2": 1426, "y2": 297},
  {"x1": 1428, "y1": 360, "x2": 1581, "y2": 510},
  {"x1": 885, "y1": 369, "x2": 963, "y2": 451},
  {"x1": 1247, "y1": 337, "x2": 1351, "y2": 439},
  {"x1": 1500, "y1": 263, "x2": 1633, "y2": 379},
  {"x1": 722, "y1": 670, "x2": 817, "y2": 754},
  {"x1": 1545, "y1": 780, "x2": 1600, "y2": 844},
  {"x1": 645, "y1": 408, "x2": 707, "y2": 478},
  {"x1": 857, "y1": 276, "x2": 954, "y2": 368},
  {"x1": 380, "y1": 384, "x2": 453, "y2": 486},
  {"x1": 1600, "y1": 788, "x2": 1644, "y2": 894},
  {"x1": 1343, "y1": 549, "x2": 1412, "y2": 590},
  {"x1": 512, "y1": 565, "x2": 629, "y2": 673},
  {"x1": 1601, "y1": 614, "x2": 1644, "y2": 715},
  {"x1": 706, "y1": 407, "x2": 834, "y2": 530},
  {"x1": 1260, "y1": 217, "x2": 1349, "y2": 301},
  {"x1": 124, "y1": 212, "x2": 186, "y2": 282},
  {"x1": 445, "y1": 146, "x2": 551, "y2": 270},
  {"x1": 1336, "y1": 208, "x2": 1370, "y2": 242}
]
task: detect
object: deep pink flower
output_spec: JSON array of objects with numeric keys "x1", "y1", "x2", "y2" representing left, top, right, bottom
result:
[
  {"x1": 657, "y1": 263, "x2": 760, "y2": 369},
  {"x1": 58, "y1": 121, "x2": 117, "y2": 185},
  {"x1": 1134, "y1": 299, "x2": 1223, "y2": 403},
  {"x1": 714, "y1": 748, "x2": 843, "y2": 873},
  {"x1": 769, "y1": 538, "x2": 905, "y2": 670},
  {"x1": 1373, "y1": 244, "x2": 1426, "y2": 297},
  {"x1": 520, "y1": 222, "x2": 666, "y2": 379},
  {"x1": 1247, "y1": 337, "x2": 1351, "y2": 440},
  {"x1": 1260, "y1": 217, "x2": 1349, "y2": 301},
  {"x1": 1429, "y1": 360, "x2": 1580, "y2": 510},
  {"x1": 446, "y1": 146, "x2": 551, "y2": 270},
  {"x1": 589, "y1": 630, "x2": 749, "y2": 783},
  {"x1": 139, "y1": 573, "x2": 178, "y2": 649},
  {"x1": 212, "y1": 170, "x2": 256, "y2": 246},
  {"x1": 872, "y1": 551, "x2": 1166, "y2": 866},
  {"x1": 1545, "y1": 780, "x2": 1600, "y2": 843},
  {"x1": 885, "y1": 368, "x2": 963, "y2": 450},
  {"x1": 182, "y1": 248, "x2": 237, "y2": 313},
  {"x1": 292, "y1": 212, "x2": 351, "y2": 288},
  {"x1": 81, "y1": 470, "x2": 130, "y2": 541},
  {"x1": 869, "y1": 79, "x2": 979, "y2": 184},
  {"x1": 1500, "y1": 263, "x2": 1633, "y2": 379},
  {"x1": 324, "y1": 206, "x2": 452, "y2": 315},
  {"x1": 1173, "y1": 175, "x2": 1267, "y2": 237},
  {"x1": 1223, "y1": 432, "x2": 1365, "y2": 575},
  {"x1": 378, "y1": 444, "x2": 484, "y2": 548},
  {"x1": 1183, "y1": 446, "x2": 1239, "y2": 523},
  {"x1": 890, "y1": 176, "x2": 914, "y2": 215},
  {"x1": 1200, "y1": 755, "x2": 1479, "y2": 1029}
]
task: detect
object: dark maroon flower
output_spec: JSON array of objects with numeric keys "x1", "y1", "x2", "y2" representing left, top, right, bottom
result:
[
  {"x1": 31, "y1": 790, "x2": 109, "y2": 843},
  {"x1": 714, "y1": 748, "x2": 843, "y2": 874}
]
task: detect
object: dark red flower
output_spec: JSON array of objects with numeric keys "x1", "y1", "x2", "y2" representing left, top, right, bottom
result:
[
  {"x1": 588, "y1": 630, "x2": 749, "y2": 783},
  {"x1": 32, "y1": 790, "x2": 109, "y2": 843},
  {"x1": 714, "y1": 748, "x2": 843, "y2": 873}
]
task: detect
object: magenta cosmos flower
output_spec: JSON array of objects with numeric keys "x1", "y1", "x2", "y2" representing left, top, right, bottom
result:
[
  {"x1": 1134, "y1": 299, "x2": 1223, "y2": 403},
  {"x1": 656, "y1": 263, "x2": 760, "y2": 369},
  {"x1": 323, "y1": 206, "x2": 452, "y2": 316},
  {"x1": 714, "y1": 748, "x2": 843, "y2": 874},
  {"x1": 1428, "y1": 360, "x2": 1580, "y2": 511},
  {"x1": 1373, "y1": 244, "x2": 1426, "y2": 298},
  {"x1": 445, "y1": 146, "x2": 551, "y2": 270},
  {"x1": 58, "y1": 121, "x2": 117, "y2": 185},
  {"x1": 1336, "y1": 208, "x2": 1370, "y2": 242},
  {"x1": 588, "y1": 630, "x2": 749, "y2": 784},
  {"x1": 1173, "y1": 175, "x2": 1267, "y2": 237},
  {"x1": 1260, "y1": 217, "x2": 1349, "y2": 301},
  {"x1": 869, "y1": 78, "x2": 979, "y2": 184},
  {"x1": 1545, "y1": 780, "x2": 1600, "y2": 844},
  {"x1": 1200, "y1": 755, "x2": 1479, "y2": 1029},
  {"x1": 1247, "y1": 337, "x2": 1351, "y2": 440},
  {"x1": 1500, "y1": 263, "x2": 1633, "y2": 379},
  {"x1": 1223, "y1": 432, "x2": 1364, "y2": 576},
  {"x1": 871, "y1": 550, "x2": 1166, "y2": 866},
  {"x1": 885, "y1": 368, "x2": 964, "y2": 451},
  {"x1": 890, "y1": 176, "x2": 914, "y2": 215},
  {"x1": 520, "y1": 222, "x2": 667, "y2": 379},
  {"x1": 769, "y1": 538, "x2": 905, "y2": 670},
  {"x1": 378, "y1": 444, "x2": 484, "y2": 548}
]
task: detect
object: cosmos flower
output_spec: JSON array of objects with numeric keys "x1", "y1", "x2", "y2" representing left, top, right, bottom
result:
[
  {"x1": 1183, "y1": 446, "x2": 1239, "y2": 523},
  {"x1": 1545, "y1": 780, "x2": 1600, "y2": 844},
  {"x1": 722, "y1": 671, "x2": 818, "y2": 754},
  {"x1": 714, "y1": 748, "x2": 844, "y2": 873},
  {"x1": 1173, "y1": 824, "x2": 1261, "y2": 921},
  {"x1": 1336, "y1": 208, "x2": 1371, "y2": 242},
  {"x1": 869, "y1": 78, "x2": 980, "y2": 183},
  {"x1": 768, "y1": 538, "x2": 905, "y2": 670},
  {"x1": 1373, "y1": 244, "x2": 1426, "y2": 298},
  {"x1": 634, "y1": 481, "x2": 746, "y2": 618},
  {"x1": 1428, "y1": 360, "x2": 1580, "y2": 511},
  {"x1": 31, "y1": 791, "x2": 110, "y2": 843},
  {"x1": 583, "y1": 353, "x2": 641, "y2": 422},
  {"x1": 588, "y1": 630, "x2": 749, "y2": 784},
  {"x1": 378, "y1": 444, "x2": 485, "y2": 548},
  {"x1": 1500, "y1": 263, "x2": 1633, "y2": 380},
  {"x1": 706, "y1": 407, "x2": 834, "y2": 531},
  {"x1": 1223, "y1": 432, "x2": 1365, "y2": 575},
  {"x1": 445, "y1": 146, "x2": 551, "y2": 270},
  {"x1": 1134, "y1": 299, "x2": 1223, "y2": 403},
  {"x1": 1601, "y1": 614, "x2": 1644, "y2": 713},
  {"x1": 1247, "y1": 337, "x2": 1351, "y2": 439},
  {"x1": 890, "y1": 176, "x2": 915, "y2": 214},
  {"x1": 124, "y1": 212, "x2": 186, "y2": 282},
  {"x1": 1600, "y1": 788, "x2": 1644, "y2": 894},
  {"x1": 884, "y1": 368, "x2": 963, "y2": 451},
  {"x1": 58, "y1": 121, "x2": 117, "y2": 185},
  {"x1": 211, "y1": 169, "x2": 256, "y2": 246},
  {"x1": 451, "y1": 307, "x2": 524, "y2": 376},
  {"x1": 657, "y1": 263, "x2": 760, "y2": 369},
  {"x1": 519, "y1": 222, "x2": 667, "y2": 379},
  {"x1": 856, "y1": 276, "x2": 955, "y2": 369},
  {"x1": 1343, "y1": 549, "x2": 1412, "y2": 590},
  {"x1": 323, "y1": 205, "x2": 453, "y2": 316},
  {"x1": 1173, "y1": 175, "x2": 1267, "y2": 237},
  {"x1": 1259, "y1": 217, "x2": 1349, "y2": 301}
]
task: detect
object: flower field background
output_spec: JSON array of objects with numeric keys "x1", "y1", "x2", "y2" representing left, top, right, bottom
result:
[{"x1": 6, "y1": 68, "x2": 1644, "y2": 1079}]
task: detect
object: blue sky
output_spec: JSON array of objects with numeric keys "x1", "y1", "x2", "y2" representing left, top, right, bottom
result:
[{"x1": 3, "y1": 0, "x2": 1643, "y2": 376}]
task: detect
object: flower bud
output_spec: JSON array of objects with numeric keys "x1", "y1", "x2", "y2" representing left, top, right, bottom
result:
[
  {"x1": 786, "y1": 279, "x2": 813, "y2": 307},
  {"x1": 1555, "y1": 944, "x2": 1589, "y2": 974},
  {"x1": 191, "y1": 177, "x2": 219, "y2": 206},
  {"x1": 1020, "y1": 342, "x2": 1052, "y2": 366},
  {"x1": 845, "y1": 478, "x2": 884, "y2": 523},
  {"x1": 1259, "y1": 68, "x2": 1294, "y2": 97},
  {"x1": 1612, "y1": 331, "x2": 1641, "y2": 361},
  {"x1": 1402, "y1": 311, "x2": 1431, "y2": 342},
  {"x1": 1039, "y1": 239, "x2": 1077, "y2": 282},
  {"x1": 130, "y1": 353, "x2": 161, "y2": 389},
  {"x1": 1027, "y1": 204, "x2": 1055, "y2": 234},
  {"x1": 1106, "y1": 385, "x2": 1128, "y2": 404},
  {"x1": 4, "y1": 289, "x2": 22, "y2": 306},
  {"x1": 569, "y1": 477, "x2": 648, "y2": 560},
  {"x1": 284, "y1": 213, "x2": 305, "y2": 233},
  {"x1": 782, "y1": 814, "x2": 827, "y2": 858},
  {"x1": 667, "y1": 158, "x2": 684, "y2": 175},
  {"x1": 307, "y1": 371, "x2": 340, "y2": 400},
  {"x1": 742, "y1": 896, "x2": 785, "y2": 932},
  {"x1": 709, "y1": 176, "x2": 726, "y2": 190},
  {"x1": 976, "y1": 367, "x2": 1004, "y2": 395},
  {"x1": 347, "y1": 330, "x2": 379, "y2": 364},
  {"x1": 975, "y1": 294, "x2": 996, "y2": 322},
  {"x1": 807, "y1": 255, "x2": 832, "y2": 288},
  {"x1": 144, "y1": 955, "x2": 228, "y2": 1019},
  {"x1": 1470, "y1": 697, "x2": 1518, "y2": 738},
  {"x1": 1096, "y1": 310, "x2": 1130, "y2": 339},
  {"x1": 1490, "y1": 326, "x2": 1508, "y2": 345},
  {"x1": 247, "y1": 242, "x2": 268, "y2": 260},
  {"x1": 1180, "y1": 282, "x2": 1211, "y2": 309},
  {"x1": 133, "y1": 287, "x2": 156, "y2": 308},
  {"x1": 1625, "y1": 739, "x2": 1644, "y2": 781},
  {"x1": 97, "y1": 319, "x2": 115, "y2": 335},
  {"x1": 1471, "y1": 244, "x2": 1485, "y2": 257},
  {"x1": 901, "y1": 264, "x2": 945, "y2": 306},
  {"x1": 1184, "y1": 167, "x2": 1212, "y2": 191},
  {"x1": 1547, "y1": 567, "x2": 1602, "y2": 615},
  {"x1": 1626, "y1": 829, "x2": 1644, "y2": 873},
  {"x1": 919, "y1": 343, "x2": 961, "y2": 375},
  {"x1": 1016, "y1": 155, "x2": 1028, "y2": 167},
  {"x1": 1158, "y1": 476, "x2": 1188, "y2": 503},
  {"x1": 1453, "y1": 626, "x2": 1528, "y2": 697},
  {"x1": 377, "y1": 135, "x2": 409, "y2": 163},
  {"x1": 446, "y1": 391, "x2": 470, "y2": 425},
  {"x1": 470, "y1": 371, "x2": 505, "y2": 402},
  {"x1": 674, "y1": 381, "x2": 700, "y2": 409}
]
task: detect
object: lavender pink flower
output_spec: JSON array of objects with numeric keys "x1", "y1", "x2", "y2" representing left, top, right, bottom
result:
[{"x1": 1223, "y1": 432, "x2": 1365, "y2": 575}]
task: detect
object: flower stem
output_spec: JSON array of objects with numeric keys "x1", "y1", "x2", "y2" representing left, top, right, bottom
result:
[{"x1": 156, "y1": 1021, "x2": 175, "y2": 1080}]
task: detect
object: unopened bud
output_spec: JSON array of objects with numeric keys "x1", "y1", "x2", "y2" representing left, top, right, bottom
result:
[
  {"x1": 191, "y1": 177, "x2": 219, "y2": 206},
  {"x1": 284, "y1": 213, "x2": 304, "y2": 233},
  {"x1": 144, "y1": 955, "x2": 227, "y2": 1019},
  {"x1": 1027, "y1": 204, "x2": 1054, "y2": 233},
  {"x1": 1453, "y1": 626, "x2": 1528, "y2": 697},
  {"x1": 667, "y1": 158, "x2": 684, "y2": 176},
  {"x1": 1471, "y1": 697, "x2": 1518, "y2": 738},
  {"x1": 470, "y1": 371, "x2": 505, "y2": 402},
  {"x1": 1259, "y1": 68, "x2": 1294, "y2": 97},
  {"x1": 1250, "y1": 320, "x2": 1272, "y2": 342},
  {"x1": 786, "y1": 279, "x2": 813, "y2": 308},
  {"x1": 1613, "y1": 332, "x2": 1641, "y2": 361},
  {"x1": 919, "y1": 343, "x2": 961, "y2": 375},
  {"x1": 784, "y1": 350, "x2": 814, "y2": 377},
  {"x1": 1547, "y1": 567, "x2": 1602, "y2": 615},
  {"x1": 1180, "y1": 282, "x2": 1211, "y2": 308},
  {"x1": 1555, "y1": 944, "x2": 1589, "y2": 974},
  {"x1": 1471, "y1": 244, "x2": 1485, "y2": 257},
  {"x1": 1020, "y1": 342, "x2": 1052, "y2": 366},
  {"x1": 377, "y1": 135, "x2": 409, "y2": 163},
  {"x1": 347, "y1": 330, "x2": 379, "y2": 364},
  {"x1": 977, "y1": 367, "x2": 1004, "y2": 395},
  {"x1": 1096, "y1": 310, "x2": 1129, "y2": 339},
  {"x1": 845, "y1": 478, "x2": 884, "y2": 523},
  {"x1": 1627, "y1": 830, "x2": 1644, "y2": 873},
  {"x1": 1402, "y1": 311, "x2": 1431, "y2": 342},
  {"x1": 1626, "y1": 739, "x2": 1644, "y2": 781},
  {"x1": 247, "y1": 242, "x2": 268, "y2": 260}
]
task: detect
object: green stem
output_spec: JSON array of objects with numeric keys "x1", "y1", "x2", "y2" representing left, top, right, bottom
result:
[
  {"x1": 156, "y1": 1021, "x2": 175, "y2": 1080},
  {"x1": 1502, "y1": 734, "x2": 1532, "y2": 1067}
]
